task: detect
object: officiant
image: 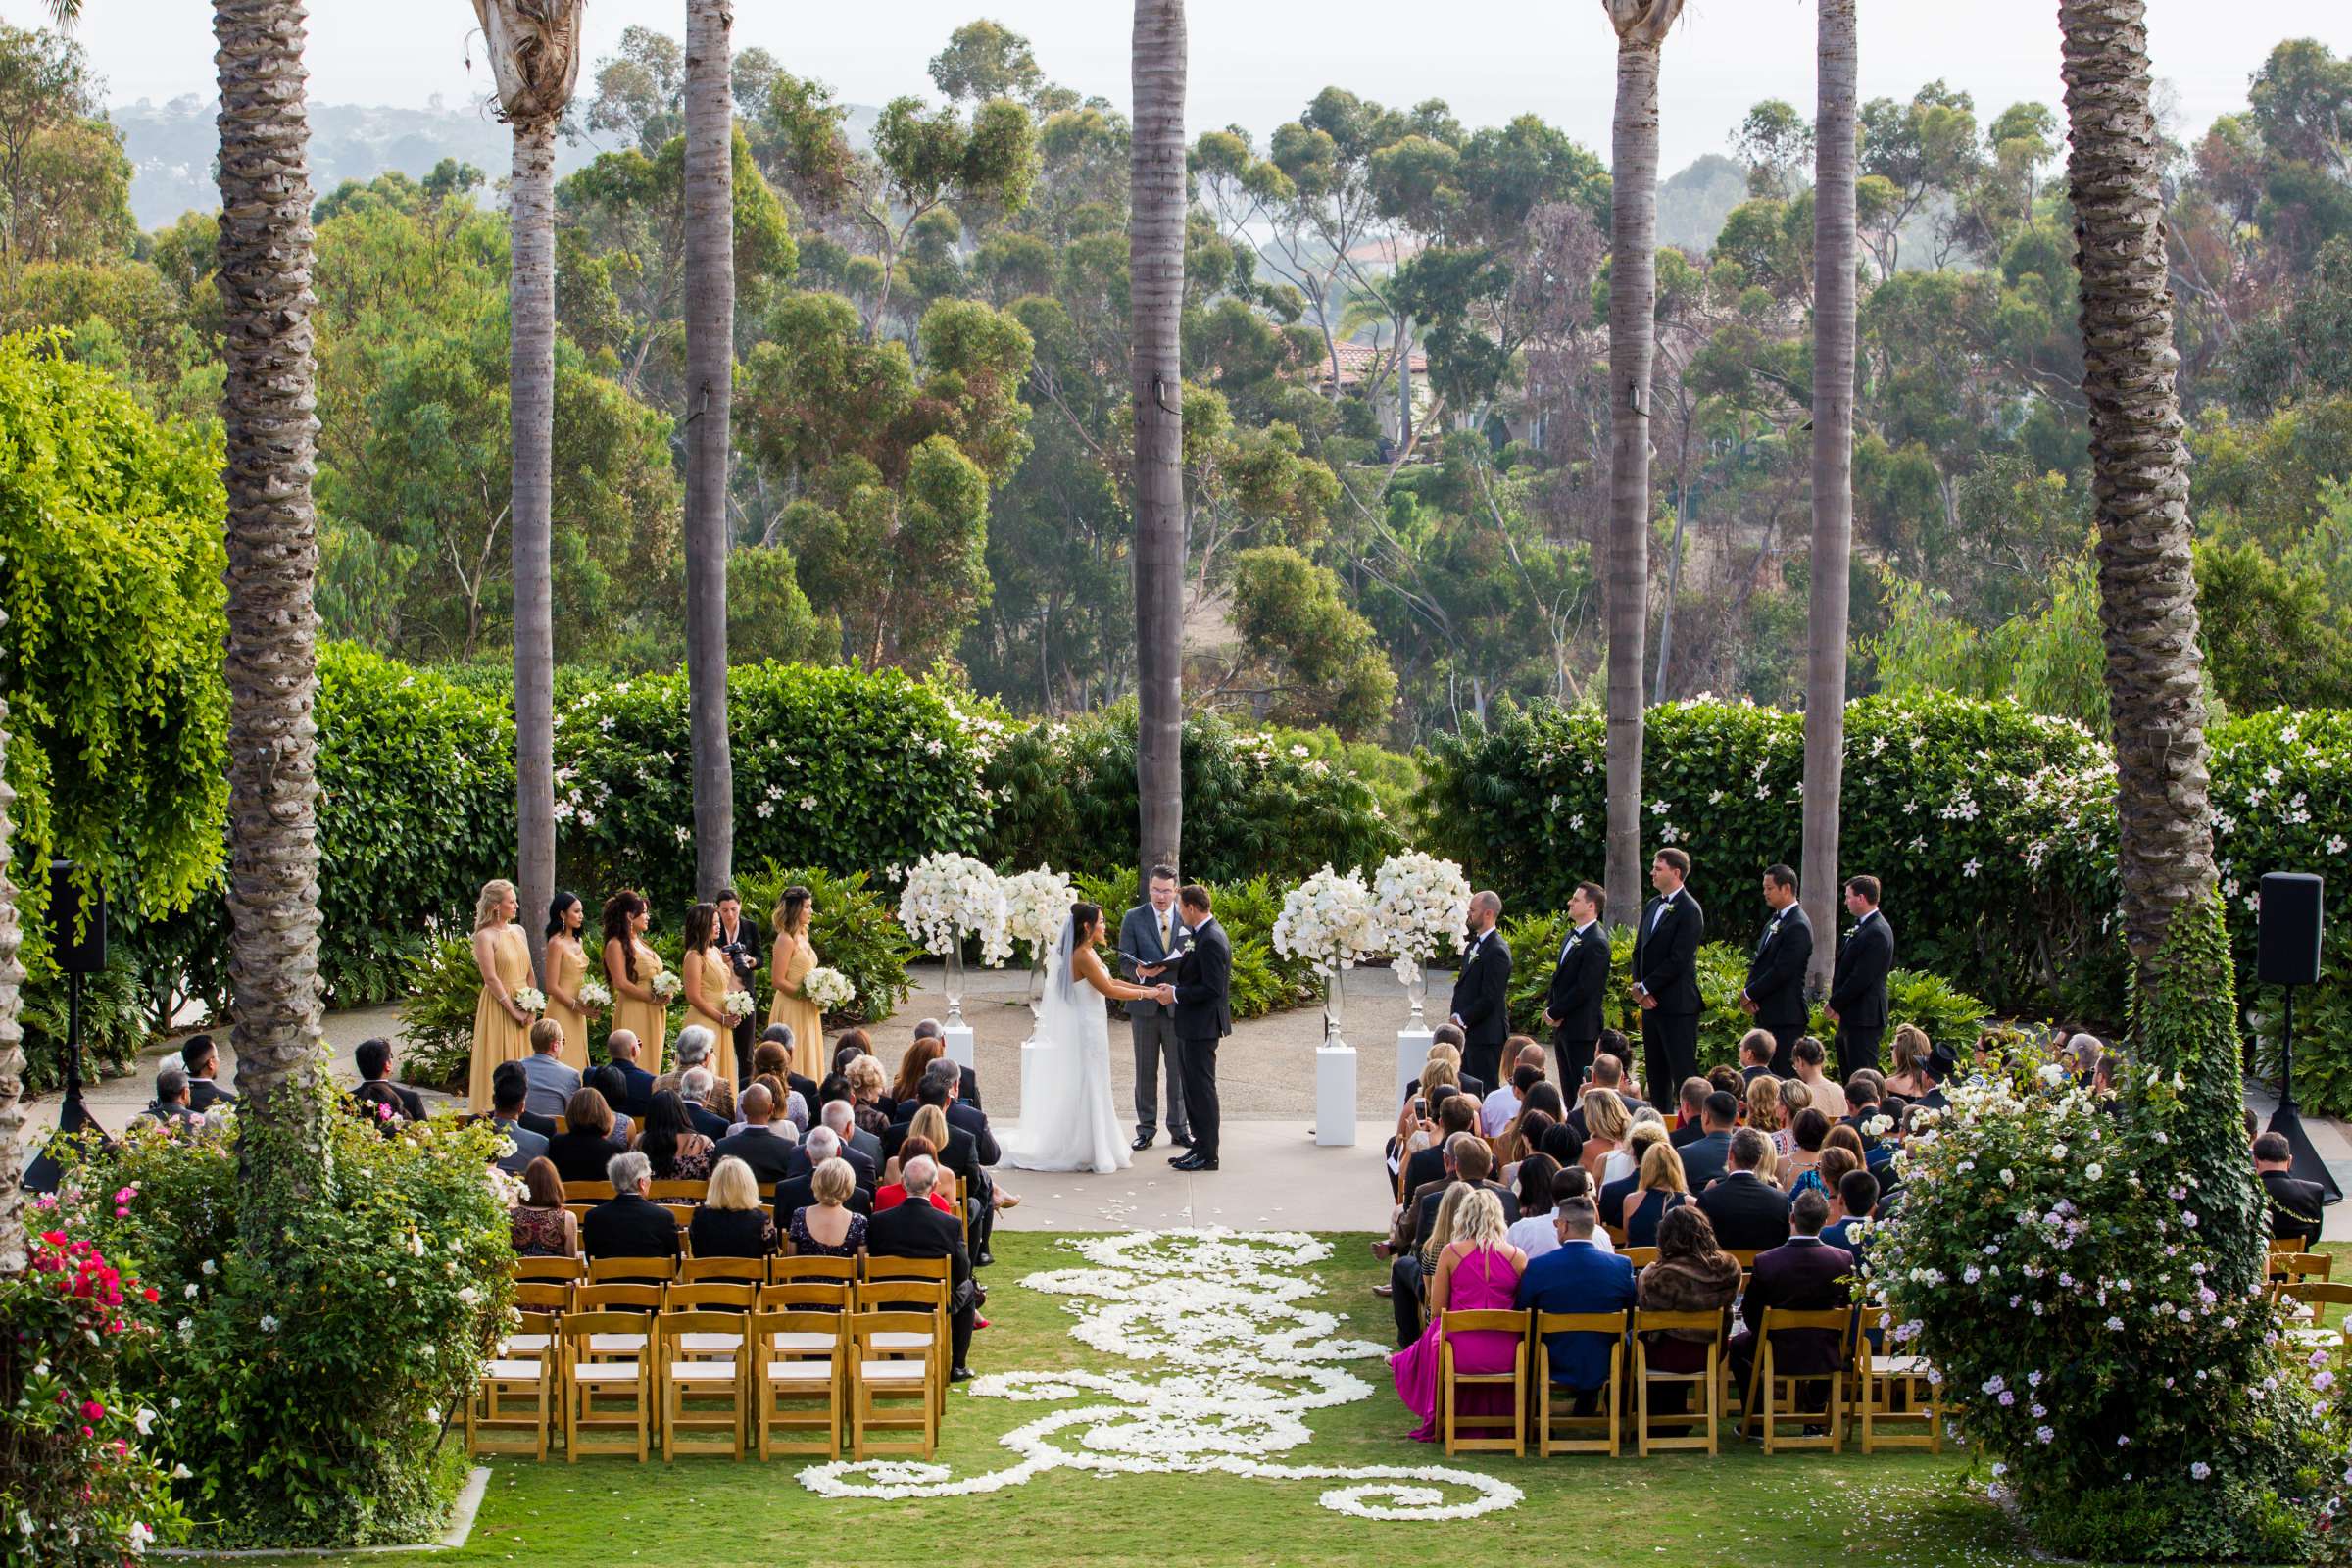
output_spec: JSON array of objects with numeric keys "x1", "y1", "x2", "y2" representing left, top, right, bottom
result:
[{"x1": 1118, "y1": 866, "x2": 1192, "y2": 1153}]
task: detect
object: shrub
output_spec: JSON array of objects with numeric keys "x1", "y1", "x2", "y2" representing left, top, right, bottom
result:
[
  {"x1": 732, "y1": 861, "x2": 919, "y2": 1025},
  {"x1": 56, "y1": 1106, "x2": 514, "y2": 1548},
  {"x1": 393, "y1": 934, "x2": 487, "y2": 1093}
]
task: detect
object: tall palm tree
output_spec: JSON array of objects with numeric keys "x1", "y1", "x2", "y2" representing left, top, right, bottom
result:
[
  {"x1": 682, "y1": 0, "x2": 735, "y2": 898},
  {"x1": 1599, "y1": 0, "x2": 1685, "y2": 926},
  {"x1": 1131, "y1": 0, "x2": 1187, "y2": 886},
  {"x1": 0, "y1": 607, "x2": 24, "y2": 1274},
  {"x1": 2058, "y1": 0, "x2": 2216, "y2": 977},
  {"x1": 214, "y1": 0, "x2": 330, "y2": 1211},
  {"x1": 474, "y1": 0, "x2": 585, "y2": 976},
  {"x1": 1800, "y1": 0, "x2": 1857, "y2": 993}
]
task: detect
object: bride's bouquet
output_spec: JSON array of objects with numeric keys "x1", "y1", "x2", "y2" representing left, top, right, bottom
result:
[
  {"x1": 722, "y1": 988, "x2": 756, "y2": 1023},
  {"x1": 1274, "y1": 865, "x2": 1385, "y2": 969},
  {"x1": 576, "y1": 979, "x2": 612, "y2": 1011},
  {"x1": 898, "y1": 852, "x2": 1011, "y2": 962},
  {"x1": 803, "y1": 965, "x2": 856, "y2": 1012},
  {"x1": 651, "y1": 971, "x2": 683, "y2": 1002},
  {"x1": 1000, "y1": 865, "x2": 1074, "y2": 967},
  {"x1": 1371, "y1": 850, "x2": 1473, "y2": 987},
  {"x1": 512, "y1": 985, "x2": 547, "y2": 1014}
]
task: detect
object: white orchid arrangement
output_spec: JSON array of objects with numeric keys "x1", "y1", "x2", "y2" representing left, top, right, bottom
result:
[
  {"x1": 802, "y1": 965, "x2": 856, "y2": 1012},
  {"x1": 898, "y1": 852, "x2": 1011, "y2": 963},
  {"x1": 1370, "y1": 851, "x2": 1471, "y2": 986},
  {"x1": 1000, "y1": 864, "x2": 1075, "y2": 965},
  {"x1": 575, "y1": 978, "x2": 612, "y2": 1010},
  {"x1": 1274, "y1": 866, "x2": 1385, "y2": 969},
  {"x1": 511, "y1": 986, "x2": 546, "y2": 1014}
]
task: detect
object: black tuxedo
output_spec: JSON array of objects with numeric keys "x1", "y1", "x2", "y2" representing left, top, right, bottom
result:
[
  {"x1": 1632, "y1": 888, "x2": 1704, "y2": 1107},
  {"x1": 1544, "y1": 921, "x2": 1609, "y2": 1089},
  {"x1": 1694, "y1": 1169, "x2": 1792, "y2": 1252},
  {"x1": 580, "y1": 1193, "x2": 681, "y2": 1268},
  {"x1": 609, "y1": 1058, "x2": 657, "y2": 1119},
  {"x1": 1448, "y1": 927, "x2": 1513, "y2": 1091},
  {"x1": 1743, "y1": 904, "x2": 1813, "y2": 1075},
  {"x1": 1170, "y1": 917, "x2": 1234, "y2": 1162},
  {"x1": 1731, "y1": 1237, "x2": 1856, "y2": 1394},
  {"x1": 1398, "y1": 1143, "x2": 1448, "y2": 1202},
  {"x1": 715, "y1": 911, "x2": 762, "y2": 1083},
  {"x1": 1829, "y1": 910, "x2": 1896, "y2": 1076},
  {"x1": 2264, "y1": 1168, "x2": 2326, "y2": 1250},
  {"x1": 865, "y1": 1199, "x2": 977, "y2": 1368},
  {"x1": 772, "y1": 1175, "x2": 873, "y2": 1229},
  {"x1": 710, "y1": 1126, "x2": 799, "y2": 1185},
  {"x1": 187, "y1": 1079, "x2": 238, "y2": 1114}
]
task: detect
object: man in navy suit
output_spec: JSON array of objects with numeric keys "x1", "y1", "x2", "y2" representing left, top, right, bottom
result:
[
  {"x1": 1631, "y1": 849, "x2": 1704, "y2": 1108},
  {"x1": 1827, "y1": 875, "x2": 1896, "y2": 1078},
  {"x1": 1730, "y1": 1189, "x2": 1856, "y2": 1410},
  {"x1": 1695, "y1": 1128, "x2": 1792, "y2": 1251},
  {"x1": 1678, "y1": 1092, "x2": 1740, "y2": 1191},
  {"x1": 605, "y1": 1029, "x2": 658, "y2": 1120},
  {"x1": 1740, "y1": 864, "x2": 1814, "y2": 1076},
  {"x1": 1542, "y1": 882, "x2": 1610, "y2": 1092},
  {"x1": 1516, "y1": 1195, "x2": 1637, "y2": 1413},
  {"x1": 1447, "y1": 891, "x2": 1512, "y2": 1094}
]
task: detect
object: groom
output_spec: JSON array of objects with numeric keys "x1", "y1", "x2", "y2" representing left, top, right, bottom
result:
[{"x1": 1154, "y1": 884, "x2": 1232, "y2": 1172}]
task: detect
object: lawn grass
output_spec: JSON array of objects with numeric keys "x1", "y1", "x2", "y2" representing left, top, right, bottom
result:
[{"x1": 253, "y1": 1231, "x2": 2064, "y2": 1568}]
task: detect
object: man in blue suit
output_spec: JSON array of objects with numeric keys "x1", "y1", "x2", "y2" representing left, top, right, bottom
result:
[{"x1": 1514, "y1": 1195, "x2": 1637, "y2": 1414}]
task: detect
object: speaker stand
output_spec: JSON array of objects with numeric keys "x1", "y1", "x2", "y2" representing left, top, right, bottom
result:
[
  {"x1": 24, "y1": 969, "x2": 103, "y2": 1195},
  {"x1": 2273, "y1": 984, "x2": 2342, "y2": 1204}
]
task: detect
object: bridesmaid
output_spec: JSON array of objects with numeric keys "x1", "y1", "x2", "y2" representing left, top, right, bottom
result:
[
  {"x1": 467, "y1": 879, "x2": 537, "y2": 1113},
  {"x1": 603, "y1": 889, "x2": 668, "y2": 1075},
  {"x1": 767, "y1": 884, "x2": 823, "y2": 1081},
  {"x1": 679, "y1": 901, "x2": 737, "y2": 1086},
  {"x1": 542, "y1": 892, "x2": 595, "y2": 1071}
]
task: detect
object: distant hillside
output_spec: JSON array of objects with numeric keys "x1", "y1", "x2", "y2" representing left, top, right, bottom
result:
[{"x1": 1657, "y1": 153, "x2": 1748, "y2": 255}]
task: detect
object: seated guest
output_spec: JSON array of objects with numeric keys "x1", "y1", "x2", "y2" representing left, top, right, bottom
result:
[
  {"x1": 1397, "y1": 1093, "x2": 1478, "y2": 1204},
  {"x1": 821, "y1": 1098, "x2": 884, "y2": 1170},
  {"x1": 2256, "y1": 1131, "x2": 2325, "y2": 1250},
  {"x1": 710, "y1": 1082, "x2": 799, "y2": 1183},
  {"x1": 1500, "y1": 1109, "x2": 1558, "y2": 1187},
  {"x1": 181, "y1": 1034, "x2": 237, "y2": 1113},
  {"x1": 352, "y1": 1036, "x2": 428, "y2": 1124},
  {"x1": 1843, "y1": 1072, "x2": 1885, "y2": 1134},
  {"x1": 1739, "y1": 1029, "x2": 1776, "y2": 1086},
  {"x1": 1822, "y1": 1167, "x2": 1880, "y2": 1257},
  {"x1": 845, "y1": 1053, "x2": 893, "y2": 1137},
  {"x1": 631, "y1": 1089, "x2": 715, "y2": 1181},
  {"x1": 785, "y1": 1157, "x2": 867, "y2": 1258},
  {"x1": 756, "y1": 1024, "x2": 819, "y2": 1107},
  {"x1": 1566, "y1": 1054, "x2": 1632, "y2": 1138},
  {"x1": 798, "y1": 1122, "x2": 880, "y2": 1194},
  {"x1": 485, "y1": 1063, "x2": 549, "y2": 1175},
  {"x1": 1515, "y1": 1193, "x2": 1638, "y2": 1413},
  {"x1": 1390, "y1": 1136, "x2": 1521, "y2": 1343},
  {"x1": 1885, "y1": 1024, "x2": 1941, "y2": 1105},
  {"x1": 143, "y1": 1062, "x2": 202, "y2": 1129},
  {"x1": 1550, "y1": 1166, "x2": 1616, "y2": 1253},
  {"x1": 1745, "y1": 1073, "x2": 1789, "y2": 1174},
  {"x1": 1595, "y1": 1032, "x2": 1642, "y2": 1109},
  {"x1": 747, "y1": 1042, "x2": 811, "y2": 1131},
  {"x1": 1576, "y1": 1086, "x2": 1630, "y2": 1183},
  {"x1": 866, "y1": 1156, "x2": 977, "y2": 1379},
  {"x1": 1635, "y1": 1205, "x2": 1742, "y2": 1413},
  {"x1": 886, "y1": 1067, "x2": 1008, "y2": 1262},
  {"x1": 1483, "y1": 1041, "x2": 1546, "y2": 1137},
  {"x1": 773, "y1": 1132, "x2": 875, "y2": 1229},
  {"x1": 604, "y1": 1029, "x2": 657, "y2": 1119},
  {"x1": 1802, "y1": 1139, "x2": 1861, "y2": 1207},
  {"x1": 652, "y1": 1025, "x2": 735, "y2": 1120},
  {"x1": 580, "y1": 1151, "x2": 681, "y2": 1265},
  {"x1": 509, "y1": 1155, "x2": 577, "y2": 1257},
  {"x1": 1623, "y1": 1139, "x2": 1694, "y2": 1248},
  {"x1": 688, "y1": 1155, "x2": 777, "y2": 1257},
  {"x1": 1506, "y1": 1153, "x2": 1563, "y2": 1259},
  {"x1": 831, "y1": 1027, "x2": 870, "y2": 1079},
  {"x1": 1706, "y1": 1064, "x2": 1744, "y2": 1100},
  {"x1": 2067, "y1": 1031, "x2": 2104, "y2": 1088},
  {"x1": 674, "y1": 1068, "x2": 732, "y2": 1140},
  {"x1": 1603, "y1": 1111, "x2": 1666, "y2": 1188},
  {"x1": 546, "y1": 1087, "x2": 631, "y2": 1184},
  {"x1": 1780, "y1": 1107, "x2": 1831, "y2": 1193},
  {"x1": 519, "y1": 1018, "x2": 581, "y2": 1119},
  {"x1": 1729, "y1": 1189, "x2": 1853, "y2": 1404},
  {"x1": 1694, "y1": 1127, "x2": 1791, "y2": 1251},
  {"x1": 1678, "y1": 1092, "x2": 1740, "y2": 1191},
  {"x1": 1538, "y1": 1121, "x2": 1585, "y2": 1174},
  {"x1": 887, "y1": 1057, "x2": 1001, "y2": 1168},
  {"x1": 1429, "y1": 1023, "x2": 1481, "y2": 1098},
  {"x1": 876, "y1": 1136, "x2": 958, "y2": 1214},
  {"x1": 1390, "y1": 1188, "x2": 1527, "y2": 1442},
  {"x1": 1670, "y1": 1076, "x2": 1710, "y2": 1149},
  {"x1": 579, "y1": 1063, "x2": 635, "y2": 1141},
  {"x1": 896, "y1": 1023, "x2": 984, "y2": 1110},
  {"x1": 1791, "y1": 1037, "x2": 1846, "y2": 1118}
]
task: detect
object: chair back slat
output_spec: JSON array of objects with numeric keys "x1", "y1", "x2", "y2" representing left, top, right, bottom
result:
[
  {"x1": 861, "y1": 1253, "x2": 952, "y2": 1286},
  {"x1": 1622, "y1": 1247, "x2": 1659, "y2": 1269},
  {"x1": 1535, "y1": 1309, "x2": 1630, "y2": 1336},
  {"x1": 569, "y1": 1181, "x2": 616, "y2": 1200},
  {"x1": 587, "y1": 1255, "x2": 677, "y2": 1284},
  {"x1": 514, "y1": 1281, "x2": 571, "y2": 1313},
  {"x1": 650, "y1": 1179, "x2": 710, "y2": 1202},
  {"x1": 574, "y1": 1283, "x2": 663, "y2": 1313},
  {"x1": 773, "y1": 1255, "x2": 858, "y2": 1285},
  {"x1": 760, "y1": 1281, "x2": 852, "y2": 1311},
  {"x1": 664, "y1": 1282, "x2": 756, "y2": 1311},
  {"x1": 680, "y1": 1256, "x2": 767, "y2": 1284},
  {"x1": 1437, "y1": 1309, "x2": 1529, "y2": 1335},
  {"x1": 514, "y1": 1255, "x2": 584, "y2": 1283}
]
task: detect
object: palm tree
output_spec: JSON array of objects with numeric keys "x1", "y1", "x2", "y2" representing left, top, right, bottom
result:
[
  {"x1": 682, "y1": 0, "x2": 736, "y2": 898},
  {"x1": 1131, "y1": 0, "x2": 1187, "y2": 886},
  {"x1": 1599, "y1": 0, "x2": 1685, "y2": 926},
  {"x1": 0, "y1": 607, "x2": 24, "y2": 1274},
  {"x1": 2058, "y1": 0, "x2": 2216, "y2": 976},
  {"x1": 474, "y1": 0, "x2": 585, "y2": 977},
  {"x1": 1800, "y1": 0, "x2": 1857, "y2": 993},
  {"x1": 214, "y1": 0, "x2": 330, "y2": 1210}
]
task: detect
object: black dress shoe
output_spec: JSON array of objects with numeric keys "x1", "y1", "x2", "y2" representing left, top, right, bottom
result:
[
  {"x1": 975, "y1": 1248, "x2": 995, "y2": 1267},
  {"x1": 1132, "y1": 1130, "x2": 1156, "y2": 1152},
  {"x1": 1169, "y1": 1152, "x2": 1202, "y2": 1170},
  {"x1": 950, "y1": 1366, "x2": 975, "y2": 1383},
  {"x1": 1170, "y1": 1133, "x2": 1195, "y2": 1150}
]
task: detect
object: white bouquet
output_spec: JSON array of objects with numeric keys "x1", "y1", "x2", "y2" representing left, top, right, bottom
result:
[
  {"x1": 722, "y1": 988, "x2": 756, "y2": 1023},
  {"x1": 576, "y1": 979, "x2": 612, "y2": 1010},
  {"x1": 651, "y1": 970, "x2": 683, "y2": 1001},
  {"x1": 1274, "y1": 865, "x2": 1385, "y2": 969},
  {"x1": 512, "y1": 986, "x2": 546, "y2": 1014},
  {"x1": 1000, "y1": 865, "x2": 1074, "y2": 964},
  {"x1": 1371, "y1": 850, "x2": 1472, "y2": 986},
  {"x1": 898, "y1": 852, "x2": 1010, "y2": 961},
  {"x1": 803, "y1": 965, "x2": 856, "y2": 1012}
]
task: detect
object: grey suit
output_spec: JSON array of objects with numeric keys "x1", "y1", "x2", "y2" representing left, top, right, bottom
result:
[
  {"x1": 1118, "y1": 902, "x2": 1190, "y2": 1143},
  {"x1": 519, "y1": 1052, "x2": 581, "y2": 1120}
]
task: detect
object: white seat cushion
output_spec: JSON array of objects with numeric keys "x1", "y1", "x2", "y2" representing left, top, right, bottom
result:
[
  {"x1": 769, "y1": 1332, "x2": 836, "y2": 1351},
  {"x1": 1870, "y1": 1356, "x2": 1933, "y2": 1377},
  {"x1": 502, "y1": 1335, "x2": 552, "y2": 1356},
  {"x1": 2286, "y1": 1326, "x2": 2340, "y2": 1347},
  {"x1": 764, "y1": 1363, "x2": 836, "y2": 1384},
  {"x1": 573, "y1": 1362, "x2": 643, "y2": 1382},
  {"x1": 858, "y1": 1360, "x2": 930, "y2": 1382},
  {"x1": 666, "y1": 1361, "x2": 742, "y2": 1381},
  {"x1": 487, "y1": 1359, "x2": 546, "y2": 1381},
  {"x1": 677, "y1": 1333, "x2": 742, "y2": 1354},
  {"x1": 872, "y1": 1332, "x2": 931, "y2": 1350},
  {"x1": 587, "y1": 1333, "x2": 648, "y2": 1353}
]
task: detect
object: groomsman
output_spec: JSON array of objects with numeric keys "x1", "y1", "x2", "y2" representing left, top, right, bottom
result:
[
  {"x1": 1542, "y1": 882, "x2": 1609, "y2": 1091},
  {"x1": 1118, "y1": 865, "x2": 1191, "y2": 1152},
  {"x1": 1631, "y1": 849, "x2": 1704, "y2": 1109},
  {"x1": 1739, "y1": 864, "x2": 1814, "y2": 1076},
  {"x1": 1448, "y1": 892, "x2": 1512, "y2": 1093},
  {"x1": 1827, "y1": 875, "x2": 1896, "y2": 1077}
]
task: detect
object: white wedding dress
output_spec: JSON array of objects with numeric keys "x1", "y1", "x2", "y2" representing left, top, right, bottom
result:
[{"x1": 1004, "y1": 923, "x2": 1132, "y2": 1174}]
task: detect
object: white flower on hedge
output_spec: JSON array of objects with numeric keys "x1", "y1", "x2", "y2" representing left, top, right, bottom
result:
[
  {"x1": 133, "y1": 1407, "x2": 156, "y2": 1436},
  {"x1": 2036, "y1": 1063, "x2": 2066, "y2": 1087},
  {"x1": 200, "y1": 1259, "x2": 215, "y2": 1277},
  {"x1": 127, "y1": 1522, "x2": 152, "y2": 1555},
  {"x1": 2084, "y1": 1163, "x2": 2103, "y2": 1182},
  {"x1": 2190, "y1": 1461, "x2": 2212, "y2": 1481},
  {"x1": 183, "y1": 1283, "x2": 198, "y2": 1299},
  {"x1": 259, "y1": 1314, "x2": 279, "y2": 1333}
]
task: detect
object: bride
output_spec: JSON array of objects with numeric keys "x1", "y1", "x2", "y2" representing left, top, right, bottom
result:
[{"x1": 1004, "y1": 902, "x2": 1160, "y2": 1174}]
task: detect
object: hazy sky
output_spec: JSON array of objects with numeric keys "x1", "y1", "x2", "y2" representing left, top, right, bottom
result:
[{"x1": 19, "y1": 0, "x2": 2346, "y2": 169}]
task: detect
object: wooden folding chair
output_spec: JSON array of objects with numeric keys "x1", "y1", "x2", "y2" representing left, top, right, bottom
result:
[
  {"x1": 858, "y1": 1276, "x2": 952, "y2": 1418},
  {"x1": 514, "y1": 1255, "x2": 585, "y2": 1283},
  {"x1": 657, "y1": 1310, "x2": 749, "y2": 1460},
  {"x1": 681, "y1": 1256, "x2": 768, "y2": 1285},
  {"x1": 1437, "y1": 1309, "x2": 1529, "y2": 1457},
  {"x1": 772, "y1": 1254, "x2": 858, "y2": 1287},
  {"x1": 467, "y1": 1311, "x2": 556, "y2": 1459},
  {"x1": 753, "y1": 1309, "x2": 844, "y2": 1459},
  {"x1": 664, "y1": 1283, "x2": 757, "y2": 1363},
  {"x1": 561, "y1": 1311, "x2": 653, "y2": 1462},
  {"x1": 2274, "y1": 1254, "x2": 2335, "y2": 1322},
  {"x1": 760, "y1": 1281, "x2": 852, "y2": 1313},
  {"x1": 587, "y1": 1255, "x2": 678, "y2": 1285},
  {"x1": 573, "y1": 1283, "x2": 662, "y2": 1364},
  {"x1": 650, "y1": 1179, "x2": 710, "y2": 1204},
  {"x1": 850, "y1": 1310, "x2": 938, "y2": 1458},
  {"x1": 1534, "y1": 1310, "x2": 1627, "y2": 1456},
  {"x1": 507, "y1": 1282, "x2": 570, "y2": 1359},
  {"x1": 1748, "y1": 1307, "x2": 1851, "y2": 1453},
  {"x1": 2281, "y1": 1281, "x2": 2352, "y2": 1356},
  {"x1": 1633, "y1": 1309, "x2": 1723, "y2": 1456},
  {"x1": 1622, "y1": 1247, "x2": 1659, "y2": 1269},
  {"x1": 570, "y1": 1181, "x2": 616, "y2": 1201}
]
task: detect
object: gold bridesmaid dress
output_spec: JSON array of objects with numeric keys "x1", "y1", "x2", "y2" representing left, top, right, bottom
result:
[
  {"x1": 685, "y1": 947, "x2": 736, "y2": 1084},
  {"x1": 768, "y1": 937, "x2": 824, "y2": 1081},
  {"x1": 467, "y1": 923, "x2": 536, "y2": 1112},
  {"x1": 612, "y1": 940, "x2": 668, "y2": 1076},
  {"x1": 544, "y1": 939, "x2": 590, "y2": 1070}
]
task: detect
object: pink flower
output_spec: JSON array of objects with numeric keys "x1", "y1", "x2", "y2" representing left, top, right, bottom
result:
[{"x1": 80, "y1": 1400, "x2": 105, "y2": 1422}]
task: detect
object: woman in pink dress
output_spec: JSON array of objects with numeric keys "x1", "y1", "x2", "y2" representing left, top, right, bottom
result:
[{"x1": 1390, "y1": 1185, "x2": 1529, "y2": 1442}]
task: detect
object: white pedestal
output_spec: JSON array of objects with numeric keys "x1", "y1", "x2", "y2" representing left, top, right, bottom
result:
[
  {"x1": 1396, "y1": 1027, "x2": 1434, "y2": 1107},
  {"x1": 1316, "y1": 1044, "x2": 1358, "y2": 1146},
  {"x1": 943, "y1": 1023, "x2": 976, "y2": 1074}
]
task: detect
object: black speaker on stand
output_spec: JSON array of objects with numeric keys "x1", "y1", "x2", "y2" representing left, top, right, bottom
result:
[
  {"x1": 24, "y1": 859, "x2": 108, "y2": 1195},
  {"x1": 2258, "y1": 871, "x2": 2337, "y2": 1204}
]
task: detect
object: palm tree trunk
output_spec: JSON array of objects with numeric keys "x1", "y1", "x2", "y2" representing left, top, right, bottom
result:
[
  {"x1": 683, "y1": 0, "x2": 736, "y2": 899},
  {"x1": 510, "y1": 116, "x2": 558, "y2": 977},
  {"x1": 2059, "y1": 0, "x2": 2216, "y2": 978},
  {"x1": 1800, "y1": 0, "x2": 1857, "y2": 995},
  {"x1": 0, "y1": 607, "x2": 25, "y2": 1275},
  {"x1": 1131, "y1": 0, "x2": 1187, "y2": 887},
  {"x1": 214, "y1": 0, "x2": 330, "y2": 1216},
  {"x1": 1601, "y1": 0, "x2": 1683, "y2": 927}
]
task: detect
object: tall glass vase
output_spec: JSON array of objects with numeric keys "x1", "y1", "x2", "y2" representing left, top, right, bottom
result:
[
  {"x1": 1026, "y1": 956, "x2": 1049, "y2": 1025},
  {"x1": 944, "y1": 943, "x2": 966, "y2": 1027},
  {"x1": 1323, "y1": 959, "x2": 1347, "y2": 1046},
  {"x1": 1399, "y1": 962, "x2": 1429, "y2": 1028}
]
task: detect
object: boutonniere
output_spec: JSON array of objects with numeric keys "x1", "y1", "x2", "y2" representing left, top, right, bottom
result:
[{"x1": 1180, "y1": 936, "x2": 1197, "y2": 955}]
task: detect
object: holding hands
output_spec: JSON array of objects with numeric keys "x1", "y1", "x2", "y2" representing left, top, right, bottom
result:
[{"x1": 1153, "y1": 982, "x2": 1177, "y2": 1004}]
